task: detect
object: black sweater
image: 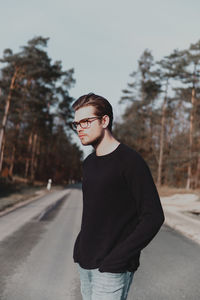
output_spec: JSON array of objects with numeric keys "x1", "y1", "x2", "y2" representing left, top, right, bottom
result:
[{"x1": 73, "y1": 143, "x2": 165, "y2": 273}]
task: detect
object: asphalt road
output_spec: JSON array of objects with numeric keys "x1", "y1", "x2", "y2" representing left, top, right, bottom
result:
[{"x1": 0, "y1": 187, "x2": 200, "y2": 300}]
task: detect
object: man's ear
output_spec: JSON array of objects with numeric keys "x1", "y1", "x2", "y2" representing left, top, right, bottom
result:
[{"x1": 102, "y1": 115, "x2": 110, "y2": 129}]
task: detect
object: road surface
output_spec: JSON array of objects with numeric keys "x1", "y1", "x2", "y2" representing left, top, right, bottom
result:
[{"x1": 0, "y1": 186, "x2": 200, "y2": 299}]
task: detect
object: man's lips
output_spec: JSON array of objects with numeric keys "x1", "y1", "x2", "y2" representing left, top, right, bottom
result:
[{"x1": 79, "y1": 134, "x2": 86, "y2": 137}]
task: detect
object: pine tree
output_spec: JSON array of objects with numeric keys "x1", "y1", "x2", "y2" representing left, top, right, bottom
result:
[{"x1": 0, "y1": 36, "x2": 80, "y2": 183}]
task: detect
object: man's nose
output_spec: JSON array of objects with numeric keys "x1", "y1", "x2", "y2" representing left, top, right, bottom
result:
[{"x1": 77, "y1": 124, "x2": 84, "y2": 132}]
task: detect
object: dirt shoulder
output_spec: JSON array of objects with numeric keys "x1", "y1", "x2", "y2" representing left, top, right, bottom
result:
[
  {"x1": 0, "y1": 179, "x2": 65, "y2": 214},
  {"x1": 158, "y1": 186, "x2": 200, "y2": 198}
]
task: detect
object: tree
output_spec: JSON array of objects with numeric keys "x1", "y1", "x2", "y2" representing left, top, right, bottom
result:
[
  {"x1": 173, "y1": 41, "x2": 200, "y2": 189},
  {"x1": 155, "y1": 49, "x2": 185, "y2": 186},
  {"x1": 0, "y1": 36, "x2": 81, "y2": 183},
  {"x1": 115, "y1": 50, "x2": 161, "y2": 176}
]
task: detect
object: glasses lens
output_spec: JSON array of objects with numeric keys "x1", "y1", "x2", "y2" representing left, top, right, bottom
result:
[{"x1": 80, "y1": 120, "x2": 89, "y2": 128}]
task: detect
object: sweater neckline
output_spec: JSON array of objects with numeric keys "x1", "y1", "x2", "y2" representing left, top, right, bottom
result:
[{"x1": 93, "y1": 143, "x2": 123, "y2": 159}]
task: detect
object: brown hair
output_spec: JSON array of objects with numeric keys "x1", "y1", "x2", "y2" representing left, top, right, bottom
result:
[{"x1": 72, "y1": 93, "x2": 113, "y2": 132}]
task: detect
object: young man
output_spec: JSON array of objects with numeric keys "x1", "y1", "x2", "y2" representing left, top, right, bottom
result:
[{"x1": 71, "y1": 93, "x2": 165, "y2": 300}]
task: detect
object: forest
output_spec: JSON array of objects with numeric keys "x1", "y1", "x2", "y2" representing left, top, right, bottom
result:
[
  {"x1": 115, "y1": 41, "x2": 200, "y2": 189},
  {"x1": 0, "y1": 36, "x2": 83, "y2": 185},
  {"x1": 0, "y1": 36, "x2": 200, "y2": 189}
]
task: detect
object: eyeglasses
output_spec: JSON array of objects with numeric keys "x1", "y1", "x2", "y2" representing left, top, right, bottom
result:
[{"x1": 70, "y1": 116, "x2": 103, "y2": 131}]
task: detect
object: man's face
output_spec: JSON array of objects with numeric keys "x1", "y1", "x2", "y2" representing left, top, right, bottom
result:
[{"x1": 74, "y1": 106, "x2": 107, "y2": 146}]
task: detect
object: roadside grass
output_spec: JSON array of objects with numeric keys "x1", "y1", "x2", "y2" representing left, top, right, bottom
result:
[
  {"x1": 1, "y1": 176, "x2": 200, "y2": 213},
  {"x1": 0, "y1": 176, "x2": 69, "y2": 213},
  {"x1": 158, "y1": 185, "x2": 200, "y2": 199},
  {"x1": 0, "y1": 178, "x2": 46, "y2": 212}
]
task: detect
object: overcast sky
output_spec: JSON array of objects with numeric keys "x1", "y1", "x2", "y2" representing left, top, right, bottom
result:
[{"x1": 1, "y1": 0, "x2": 200, "y2": 158}]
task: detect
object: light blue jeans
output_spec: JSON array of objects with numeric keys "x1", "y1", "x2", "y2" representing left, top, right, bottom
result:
[{"x1": 77, "y1": 263, "x2": 135, "y2": 300}]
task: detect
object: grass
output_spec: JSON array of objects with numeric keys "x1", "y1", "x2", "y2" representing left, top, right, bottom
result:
[
  {"x1": 0, "y1": 176, "x2": 72, "y2": 212},
  {"x1": 158, "y1": 185, "x2": 200, "y2": 198},
  {"x1": 1, "y1": 176, "x2": 200, "y2": 213},
  {"x1": 0, "y1": 177, "x2": 46, "y2": 212}
]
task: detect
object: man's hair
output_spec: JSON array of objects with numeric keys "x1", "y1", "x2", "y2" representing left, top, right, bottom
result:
[{"x1": 72, "y1": 93, "x2": 113, "y2": 132}]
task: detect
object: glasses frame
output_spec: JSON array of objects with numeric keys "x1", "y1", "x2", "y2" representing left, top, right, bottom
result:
[{"x1": 70, "y1": 116, "x2": 103, "y2": 131}]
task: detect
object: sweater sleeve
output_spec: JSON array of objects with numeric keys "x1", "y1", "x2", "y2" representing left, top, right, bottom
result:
[{"x1": 98, "y1": 153, "x2": 165, "y2": 273}]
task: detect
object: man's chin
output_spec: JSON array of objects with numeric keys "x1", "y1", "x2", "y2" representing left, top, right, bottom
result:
[
  {"x1": 80, "y1": 135, "x2": 102, "y2": 147},
  {"x1": 80, "y1": 139, "x2": 91, "y2": 146}
]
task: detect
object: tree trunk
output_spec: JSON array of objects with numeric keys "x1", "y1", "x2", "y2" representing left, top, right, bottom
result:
[
  {"x1": 9, "y1": 122, "x2": 21, "y2": 177},
  {"x1": 30, "y1": 133, "x2": 38, "y2": 182},
  {"x1": 25, "y1": 132, "x2": 33, "y2": 178},
  {"x1": 194, "y1": 154, "x2": 200, "y2": 189},
  {"x1": 157, "y1": 79, "x2": 168, "y2": 187},
  {"x1": 9, "y1": 144, "x2": 16, "y2": 177},
  {"x1": 0, "y1": 67, "x2": 19, "y2": 172},
  {"x1": 186, "y1": 87, "x2": 195, "y2": 189},
  {"x1": 0, "y1": 135, "x2": 5, "y2": 173},
  {"x1": 34, "y1": 136, "x2": 40, "y2": 179}
]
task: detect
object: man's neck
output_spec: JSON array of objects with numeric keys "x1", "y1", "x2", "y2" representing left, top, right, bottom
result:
[{"x1": 94, "y1": 131, "x2": 120, "y2": 156}]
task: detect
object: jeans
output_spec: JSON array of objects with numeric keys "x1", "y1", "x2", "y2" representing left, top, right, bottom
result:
[{"x1": 77, "y1": 263, "x2": 135, "y2": 300}]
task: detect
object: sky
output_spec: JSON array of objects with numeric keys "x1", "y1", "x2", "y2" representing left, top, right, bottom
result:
[{"x1": 1, "y1": 0, "x2": 200, "y2": 158}]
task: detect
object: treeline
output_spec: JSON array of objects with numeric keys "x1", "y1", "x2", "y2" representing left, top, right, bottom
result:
[
  {"x1": 114, "y1": 40, "x2": 200, "y2": 189},
  {"x1": 1, "y1": 36, "x2": 200, "y2": 188},
  {"x1": 0, "y1": 36, "x2": 83, "y2": 184}
]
